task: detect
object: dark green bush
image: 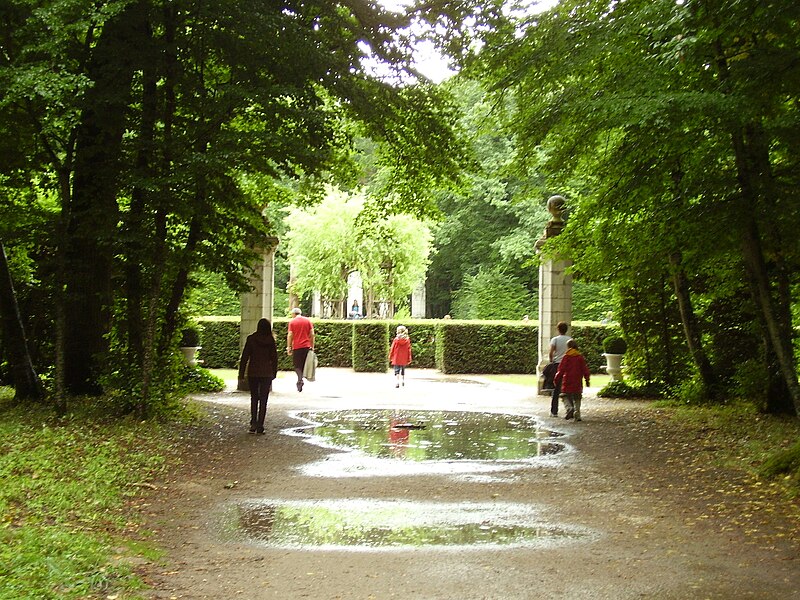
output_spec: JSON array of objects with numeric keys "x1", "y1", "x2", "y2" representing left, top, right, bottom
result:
[
  {"x1": 436, "y1": 321, "x2": 538, "y2": 374},
  {"x1": 602, "y1": 334, "x2": 628, "y2": 355},
  {"x1": 179, "y1": 324, "x2": 201, "y2": 347},
  {"x1": 353, "y1": 321, "x2": 389, "y2": 372},
  {"x1": 198, "y1": 319, "x2": 240, "y2": 368},
  {"x1": 197, "y1": 316, "x2": 613, "y2": 375},
  {"x1": 178, "y1": 365, "x2": 225, "y2": 392}
]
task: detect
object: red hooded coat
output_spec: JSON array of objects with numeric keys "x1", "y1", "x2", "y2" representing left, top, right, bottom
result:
[
  {"x1": 553, "y1": 348, "x2": 590, "y2": 394},
  {"x1": 389, "y1": 335, "x2": 412, "y2": 366}
]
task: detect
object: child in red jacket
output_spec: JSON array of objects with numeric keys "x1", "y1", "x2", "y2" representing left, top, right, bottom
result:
[
  {"x1": 553, "y1": 339, "x2": 591, "y2": 421},
  {"x1": 389, "y1": 325, "x2": 412, "y2": 388}
]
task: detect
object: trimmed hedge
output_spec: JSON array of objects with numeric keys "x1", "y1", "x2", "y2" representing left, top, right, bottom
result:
[
  {"x1": 353, "y1": 321, "x2": 389, "y2": 372},
  {"x1": 198, "y1": 317, "x2": 611, "y2": 374},
  {"x1": 436, "y1": 322, "x2": 538, "y2": 374}
]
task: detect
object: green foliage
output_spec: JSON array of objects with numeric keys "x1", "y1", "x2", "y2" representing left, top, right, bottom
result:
[
  {"x1": 602, "y1": 335, "x2": 627, "y2": 355},
  {"x1": 286, "y1": 188, "x2": 433, "y2": 316},
  {"x1": 178, "y1": 365, "x2": 225, "y2": 393},
  {"x1": 759, "y1": 441, "x2": 800, "y2": 489},
  {"x1": 183, "y1": 271, "x2": 241, "y2": 316},
  {"x1": 311, "y1": 320, "x2": 354, "y2": 368},
  {"x1": 197, "y1": 319, "x2": 241, "y2": 369},
  {"x1": 598, "y1": 380, "x2": 646, "y2": 399},
  {"x1": 450, "y1": 266, "x2": 535, "y2": 320},
  {"x1": 470, "y1": 0, "x2": 800, "y2": 413},
  {"x1": 403, "y1": 322, "x2": 437, "y2": 369},
  {"x1": 435, "y1": 321, "x2": 538, "y2": 375},
  {"x1": 179, "y1": 324, "x2": 201, "y2": 347},
  {"x1": 352, "y1": 321, "x2": 389, "y2": 373},
  {"x1": 0, "y1": 400, "x2": 183, "y2": 598}
]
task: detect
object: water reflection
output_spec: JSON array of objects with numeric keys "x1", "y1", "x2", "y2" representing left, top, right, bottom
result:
[
  {"x1": 228, "y1": 499, "x2": 589, "y2": 550},
  {"x1": 289, "y1": 409, "x2": 564, "y2": 462}
]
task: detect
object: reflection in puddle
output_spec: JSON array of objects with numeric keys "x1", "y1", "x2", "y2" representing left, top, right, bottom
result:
[
  {"x1": 227, "y1": 499, "x2": 589, "y2": 550},
  {"x1": 288, "y1": 409, "x2": 564, "y2": 461}
]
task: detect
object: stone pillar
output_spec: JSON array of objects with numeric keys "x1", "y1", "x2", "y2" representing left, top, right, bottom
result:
[
  {"x1": 535, "y1": 196, "x2": 573, "y2": 394},
  {"x1": 411, "y1": 279, "x2": 426, "y2": 319},
  {"x1": 239, "y1": 237, "x2": 278, "y2": 390}
]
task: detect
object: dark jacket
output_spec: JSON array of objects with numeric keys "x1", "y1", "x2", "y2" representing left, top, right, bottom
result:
[{"x1": 239, "y1": 332, "x2": 278, "y2": 379}]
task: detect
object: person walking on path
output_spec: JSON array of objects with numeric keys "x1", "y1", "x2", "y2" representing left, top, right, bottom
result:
[
  {"x1": 286, "y1": 307, "x2": 314, "y2": 392},
  {"x1": 389, "y1": 325, "x2": 412, "y2": 388},
  {"x1": 547, "y1": 321, "x2": 572, "y2": 417},
  {"x1": 238, "y1": 318, "x2": 278, "y2": 434},
  {"x1": 553, "y1": 339, "x2": 591, "y2": 421}
]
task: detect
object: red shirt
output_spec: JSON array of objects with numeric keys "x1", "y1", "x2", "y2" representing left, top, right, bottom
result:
[
  {"x1": 288, "y1": 315, "x2": 314, "y2": 349},
  {"x1": 389, "y1": 335, "x2": 412, "y2": 366},
  {"x1": 554, "y1": 349, "x2": 590, "y2": 393}
]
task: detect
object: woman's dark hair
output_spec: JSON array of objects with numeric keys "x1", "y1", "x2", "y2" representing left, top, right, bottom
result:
[
  {"x1": 567, "y1": 339, "x2": 578, "y2": 350},
  {"x1": 256, "y1": 318, "x2": 272, "y2": 335}
]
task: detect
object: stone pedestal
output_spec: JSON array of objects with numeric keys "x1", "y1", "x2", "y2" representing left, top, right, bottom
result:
[
  {"x1": 238, "y1": 238, "x2": 278, "y2": 390},
  {"x1": 535, "y1": 195, "x2": 572, "y2": 395},
  {"x1": 537, "y1": 258, "x2": 572, "y2": 393}
]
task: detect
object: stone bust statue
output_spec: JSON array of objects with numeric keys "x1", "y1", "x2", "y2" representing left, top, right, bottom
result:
[{"x1": 547, "y1": 195, "x2": 566, "y2": 223}]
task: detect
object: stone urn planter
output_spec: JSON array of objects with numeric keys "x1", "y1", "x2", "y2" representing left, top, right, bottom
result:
[
  {"x1": 602, "y1": 335, "x2": 627, "y2": 382},
  {"x1": 179, "y1": 346, "x2": 202, "y2": 367},
  {"x1": 179, "y1": 324, "x2": 202, "y2": 367}
]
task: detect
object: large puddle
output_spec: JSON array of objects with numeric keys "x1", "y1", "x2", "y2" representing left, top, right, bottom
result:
[
  {"x1": 224, "y1": 499, "x2": 591, "y2": 550},
  {"x1": 287, "y1": 409, "x2": 564, "y2": 461}
]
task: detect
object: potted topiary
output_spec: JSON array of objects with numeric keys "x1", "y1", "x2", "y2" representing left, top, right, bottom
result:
[
  {"x1": 602, "y1": 334, "x2": 627, "y2": 381},
  {"x1": 179, "y1": 324, "x2": 202, "y2": 366}
]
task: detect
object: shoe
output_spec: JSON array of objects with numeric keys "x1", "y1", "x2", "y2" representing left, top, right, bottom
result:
[
  {"x1": 575, "y1": 416, "x2": 582, "y2": 422},
  {"x1": 565, "y1": 408, "x2": 574, "y2": 420},
  {"x1": 395, "y1": 383, "x2": 400, "y2": 388},
  {"x1": 401, "y1": 381, "x2": 404, "y2": 387},
  {"x1": 248, "y1": 428, "x2": 256, "y2": 434},
  {"x1": 296, "y1": 381, "x2": 303, "y2": 392},
  {"x1": 256, "y1": 430, "x2": 265, "y2": 435},
  {"x1": 550, "y1": 412, "x2": 558, "y2": 418}
]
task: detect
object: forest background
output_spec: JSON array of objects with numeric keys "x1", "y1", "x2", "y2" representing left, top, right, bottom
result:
[{"x1": 1, "y1": 1, "x2": 800, "y2": 597}]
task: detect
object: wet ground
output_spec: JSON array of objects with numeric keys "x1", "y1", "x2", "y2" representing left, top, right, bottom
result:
[{"x1": 138, "y1": 368, "x2": 800, "y2": 599}]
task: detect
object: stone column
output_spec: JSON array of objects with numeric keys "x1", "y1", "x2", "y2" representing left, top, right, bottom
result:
[
  {"x1": 411, "y1": 279, "x2": 426, "y2": 318},
  {"x1": 536, "y1": 196, "x2": 573, "y2": 394},
  {"x1": 311, "y1": 291, "x2": 322, "y2": 318},
  {"x1": 238, "y1": 237, "x2": 278, "y2": 391}
]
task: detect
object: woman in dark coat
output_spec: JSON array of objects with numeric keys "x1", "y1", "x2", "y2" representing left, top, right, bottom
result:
[{"x1": 238, "y1": 318, "x2": 278, "y2": 434}]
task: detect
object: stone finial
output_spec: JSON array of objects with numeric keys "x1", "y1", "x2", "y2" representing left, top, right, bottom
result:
[{"x1": 547, "y1": 195, "x2": 566, "y2": 223}]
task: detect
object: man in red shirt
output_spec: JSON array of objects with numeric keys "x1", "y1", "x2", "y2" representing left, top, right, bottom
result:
[{"x1": 286, "y1": 307, "x2": 315, "y2": 392}]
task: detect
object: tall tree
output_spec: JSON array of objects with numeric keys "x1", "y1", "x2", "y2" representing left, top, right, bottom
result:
[{"x1": 470, "y1": 0, "x2": 800, "y2": 412}]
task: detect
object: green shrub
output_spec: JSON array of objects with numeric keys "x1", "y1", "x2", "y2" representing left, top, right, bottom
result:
[
  {"x1": 178, "y1": 365, "x2": 225, "y2": 393},
  {"x1": 602, "y1": 334, "x2": 627, "y2": 354},
  {"x1": 179, "y1": 323, "x2": 201, "y2": 347},
  {"x1": 197, "y1": 316, "x2": 615, "y2": 374},
  {"x1": 353, "y1": 321, "x2": 389, "y2": 372},
  {"x1": 198, "y1": 319, "x2": 240, "y2": 368},
  {"x1": 759, "y1": 440, "x2": 800, "y2": 487}
]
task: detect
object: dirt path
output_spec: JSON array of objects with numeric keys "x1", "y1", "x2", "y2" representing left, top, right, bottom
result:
[{"x1": 136, "y1": 370, "x2": 800, "y2": 599}]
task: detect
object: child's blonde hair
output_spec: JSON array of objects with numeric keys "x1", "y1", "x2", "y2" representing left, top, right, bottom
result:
[{"x1": 396, "y1": 325, "x2": 408, "y2": 335}]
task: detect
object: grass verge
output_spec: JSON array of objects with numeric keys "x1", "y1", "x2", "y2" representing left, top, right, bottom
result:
[{"x1": 0, "y1": 387, "x2": 199, "y2": 599}]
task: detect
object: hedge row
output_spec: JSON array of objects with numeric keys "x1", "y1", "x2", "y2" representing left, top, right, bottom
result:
[{"x1": 196, "y1": 318, "x2": 614, "y2": 374}]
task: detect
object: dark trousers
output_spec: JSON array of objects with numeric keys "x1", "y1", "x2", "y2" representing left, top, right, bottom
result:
[
  {"x1": 292, "y1": 347, "x2": 310, "y2": 383},
  {"x1": 249, "y1": 377, "x2": 272, "y2": 432},
  {"x1": 551, "y1": 379, "x2": 563, "y2": 415}
]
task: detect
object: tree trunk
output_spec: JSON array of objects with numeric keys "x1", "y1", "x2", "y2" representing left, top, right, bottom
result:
[
  {"x1": 62, "y1": 1, "x2": 148, "y2": 394},
  {"x1": 731, "y1": 125, "x2": 800, "y2": 415},
  {"x1": 0, "y1": 241, "x2": 43, "y2": 401},
  {"x1": 669, "y1": 252, "x2": 717, "y2": 396}
]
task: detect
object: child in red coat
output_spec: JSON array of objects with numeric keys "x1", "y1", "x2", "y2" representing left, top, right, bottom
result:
[
  {"x1": 389, "y1": 325, "x2": 412, "y2": 388},
  {"x1": 553, "y1": 339, "x2": 591, "y2": 421}
]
